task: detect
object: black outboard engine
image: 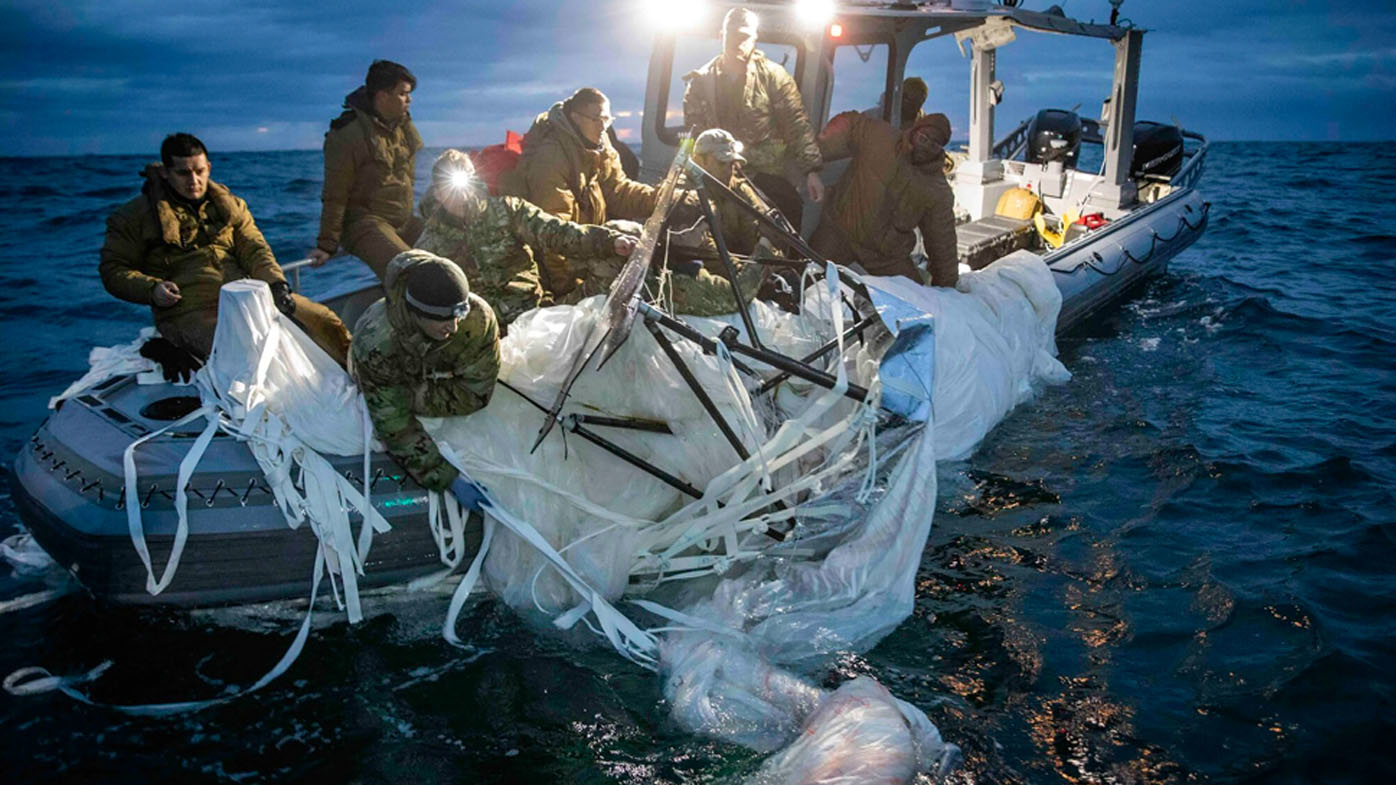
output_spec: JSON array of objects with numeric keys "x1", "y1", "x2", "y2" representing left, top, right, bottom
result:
[
  {"x1": 1025, "y1": 109, "x2": 1083, "y2": 167},
  {"x1": 1131, "y1": 121, "x2": 1184, "y2": 179}
]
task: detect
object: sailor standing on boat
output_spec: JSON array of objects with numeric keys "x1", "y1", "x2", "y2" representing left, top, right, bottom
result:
[
  {"x1": 351, "y1": 250, "x2": 498, "y2": 506},
  {"x1": 501, "y1": 87, "x2": 658, "y2": 301},
  {"x1": 682, "y1": 7, "x2": 824, "y2": 227},
  {"x1": 308, "y1": 60, "x2": 424, "y2": 279},
  {"x1": 811, "y1": 111, "x2": 959, "y2": 287},
  {"x1": 417, "y1": 149, "x2": 637, "y2": 327},
  {"x1": 99, "y1": 133, "x2": 352, "y2": 378}
]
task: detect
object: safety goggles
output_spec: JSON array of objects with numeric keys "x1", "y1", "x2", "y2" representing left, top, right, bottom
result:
[{"x1": 405, "y1": 291, "x2": 471, "y2": 320}]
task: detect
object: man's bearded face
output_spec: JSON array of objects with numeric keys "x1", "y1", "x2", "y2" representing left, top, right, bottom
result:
[{"x1": 909, "y1": 128, "x2": 944, "y2": 167}]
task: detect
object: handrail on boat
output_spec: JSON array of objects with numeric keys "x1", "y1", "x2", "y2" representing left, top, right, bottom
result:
[
  {"x1": 1170, "y1": 130, "x2": 1209, "y2": 192},
  {"x1": 280, "y1": 257, "x2": 334, "y2": 292}
]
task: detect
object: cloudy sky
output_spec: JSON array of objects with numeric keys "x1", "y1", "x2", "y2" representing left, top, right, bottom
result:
[{"x1": 2, "y1": 0, "x2": 1391, "y2": 157}]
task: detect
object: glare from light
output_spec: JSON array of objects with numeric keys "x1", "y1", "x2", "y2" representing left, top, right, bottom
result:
[
  {"x1": 642, "y1": 0, "x2": 710, "y2": 33},
  {"x1": 794, "y1": 0, "x2": 836, "y2": 28},
  {"x1": 829, "y1": 22, "x2": 843, "y2": 38},
  {"x1": 447, "y1": 169, "x2": 476, "y2": 192}
]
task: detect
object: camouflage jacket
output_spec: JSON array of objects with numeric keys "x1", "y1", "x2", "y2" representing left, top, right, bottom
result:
[
  {"x1": 499, "y1": 102, "x2": 657, "y2": 296},
  {"x1": 683, "y1": 51, "x2": 822, "y2": 178},
  {"x1": 416, "y1": 195, "x2": 621, "y2": 326},
  {"x1": 351, "y1": 251, "x2": 501, "y2": 491},
  {"x1": 100, "y1": 169, "x2": 286, "y2": 328},
  {"x1": 811, "y1": 111, "x2": 959, "y2": 286},
  {"x1": 317, "y1": 87, "x2": 424, "y2": 253}
]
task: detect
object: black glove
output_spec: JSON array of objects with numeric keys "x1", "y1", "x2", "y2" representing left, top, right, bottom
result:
[
  {"x1": 139, "y1": 337, "x2": 204, "y2": 384},
  {"x1": 269, "y1": 281, "x2": 296, "y2": 318}
]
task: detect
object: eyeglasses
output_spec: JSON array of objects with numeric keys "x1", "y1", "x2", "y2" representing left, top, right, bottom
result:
[{"x1": 573, "y1": 110, "x2": 613, "y2": 128}]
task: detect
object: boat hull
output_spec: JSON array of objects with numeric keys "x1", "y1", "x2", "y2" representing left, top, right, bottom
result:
[
  {"x1": 1050, "y1": 188, "x2": 1209, "y2": 332},
  {"x1": 10, "y1": 378, "x2": 480, "y2": 607}
]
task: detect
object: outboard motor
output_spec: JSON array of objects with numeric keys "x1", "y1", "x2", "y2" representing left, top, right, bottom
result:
[
  {"x1": 1130, "y1": 121, "x2": 1184, "y2": 179},
  {"x1": 1025, "y1": 109, "x2": 1083, "y2": 167}
]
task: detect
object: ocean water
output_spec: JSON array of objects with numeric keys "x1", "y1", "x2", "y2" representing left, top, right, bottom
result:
[{"x1": 0, "y1": 142, "x2": 1393, "y2": 783}]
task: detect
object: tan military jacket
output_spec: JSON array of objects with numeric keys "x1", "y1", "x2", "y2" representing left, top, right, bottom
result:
[
  {"x1": 500, "y1": 102, "x2": 657, "y2": 295},
  {"x1": 811, "y1": 111, "x2": 959, "y2": 286},
  {"x1": 100, "y1": 170, "x2": 286, "y2": 327},
  {"x1": 316, "y1": 87, "x2": 424, "y2": 254}
]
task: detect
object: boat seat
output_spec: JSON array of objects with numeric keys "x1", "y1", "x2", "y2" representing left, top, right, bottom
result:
[{"x1": 956, "y1": 215, "x2": 1037, "y2": 270}]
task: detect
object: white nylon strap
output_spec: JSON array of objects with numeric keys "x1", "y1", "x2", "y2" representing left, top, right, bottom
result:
[
  {"x1": 122, "y1": 403, "x2": 219, "y2": 596},
  {"x1": 3, "y1": 548, "x2": 326, "y2": 715},
  {"x1": 442, "y1": 514, "x2": 496, "y2": 648}
]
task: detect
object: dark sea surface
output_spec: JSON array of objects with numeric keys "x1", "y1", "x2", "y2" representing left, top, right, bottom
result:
[{"x1": 0, "y1": 142, "x2": 1393, "y2": 783}]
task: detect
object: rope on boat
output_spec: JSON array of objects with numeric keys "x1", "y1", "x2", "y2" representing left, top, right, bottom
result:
[{"x1": 1079, "y1": 201, "x2": 1211, "y2": 276}]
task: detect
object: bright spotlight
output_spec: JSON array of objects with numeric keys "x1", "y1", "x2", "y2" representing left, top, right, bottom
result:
[
  {"x1": 642, "y1": 0, "x2": 710, "y2": 33},
  {"x1": 795, "y1": 0, "x2": 835, "y2": 28},
  {"x1": 448, "y1": 169, "x2": 476, "y2": 192}
]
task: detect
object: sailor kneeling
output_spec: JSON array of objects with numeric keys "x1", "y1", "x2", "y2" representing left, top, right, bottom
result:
[{"x1": 351, "y1": 251, "x2": 499, "y2": 507}]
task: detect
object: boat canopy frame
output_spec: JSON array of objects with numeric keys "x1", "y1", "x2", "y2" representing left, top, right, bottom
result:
[{"x1": 640, "y1": 1, "x2": 1149, "y2": 208}]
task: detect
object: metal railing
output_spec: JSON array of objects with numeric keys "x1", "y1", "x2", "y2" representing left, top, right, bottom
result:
[
  {"x1": 1170, "y1": 130, "x2": 1209, "y2": 192},
  {"x1": 279, "y1": 256, "x2": 328, "y2": 292}
]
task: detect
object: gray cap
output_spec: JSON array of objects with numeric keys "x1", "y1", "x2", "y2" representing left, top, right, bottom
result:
[{"x1": 694, "y1": 128, "x2": 746, "y2": 163}]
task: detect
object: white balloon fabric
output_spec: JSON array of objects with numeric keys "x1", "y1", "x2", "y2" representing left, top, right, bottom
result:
[{"x1": 85, "y1": 253, "x2": 1067, "y2": 779}]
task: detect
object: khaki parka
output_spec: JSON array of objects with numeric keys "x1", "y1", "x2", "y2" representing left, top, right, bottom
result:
[
  {"x1": 416, "y1": 194, "x2": 624, "y2": 326},
  {"x1": 499, "y1": 102, "x2": 657, "y2": 296},
  {"x1": 351, "y1": 251, "x2": 501, "y2": 492},
  {"x1": 682, "y1": 51, "x2": 822, "y2": 178},
  {"x1": 810, "y1": 111, "x2": 959, "y2": 286},
  {"x1": 316, "y1": 87, "x2": 424, "y2": 254},
  {"x1": 100, "y1": 169, "x2": 286, "y2": 335}
]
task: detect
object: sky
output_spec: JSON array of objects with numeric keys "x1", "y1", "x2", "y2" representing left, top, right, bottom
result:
[{"x1": 1, "y1": 0, "x2": 1392, "y2": 158}]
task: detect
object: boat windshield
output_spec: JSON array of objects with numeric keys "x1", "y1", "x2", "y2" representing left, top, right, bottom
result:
[{"x1": 828, "y1": 40, "x2": 892, "y2": 123}]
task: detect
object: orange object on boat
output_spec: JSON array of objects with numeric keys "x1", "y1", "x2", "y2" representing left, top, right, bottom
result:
[{"x1": 469, "y1": 130, "x2": 524, "y2": 196}]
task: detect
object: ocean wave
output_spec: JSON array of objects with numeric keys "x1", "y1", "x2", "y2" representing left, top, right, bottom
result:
[
  {"x1": 77, "y1": 185, "x2": 134, "y2": 199},
  {"x1": 40, "y1": 208, "x2": 113, "y2": 228}
]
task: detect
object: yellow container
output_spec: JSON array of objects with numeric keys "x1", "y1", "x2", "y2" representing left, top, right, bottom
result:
[{"x1": 995, "y1": 187, "x2": 1041, "y2": 220}]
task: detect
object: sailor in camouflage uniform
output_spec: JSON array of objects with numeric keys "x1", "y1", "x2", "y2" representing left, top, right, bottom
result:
[
  {"x1": 351, "y1": 250, "x2": 499, "y2": 498},
  {"x1": 416, "y1": 149, "x2": 637, "y2": 327}
]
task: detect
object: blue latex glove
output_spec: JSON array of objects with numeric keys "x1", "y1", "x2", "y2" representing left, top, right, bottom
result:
[{"x1": 449, "y1": 475, "x2": 488, "y2": 511}]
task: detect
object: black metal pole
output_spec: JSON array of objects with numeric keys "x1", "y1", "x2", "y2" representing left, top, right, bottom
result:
[
  {"x1": 689, "y1": 165, "x2": 763, "y2": 350},
  {"x1": 643, "y1": 314, "x2": 752, "y2": 462},
  {"x1": 751, "y1": 313, "x2": 880, "y2": 397},
  {"x1": 637, "y1": 302, "x2": 872, "y2": 404},
  {"x1": 722, "y1": 336, "x2": 872, "y2": 402},
  {"x1": 571, "y1": 414, "x2": 672, "y2": 434},
  {"x1": 499, "y1": 380, "x2": 703, "y2": 499},
  {"x1": 630, "y1": 301, "x2": 758, "y2": 376}
]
